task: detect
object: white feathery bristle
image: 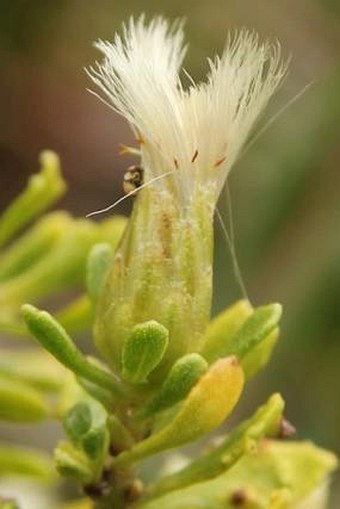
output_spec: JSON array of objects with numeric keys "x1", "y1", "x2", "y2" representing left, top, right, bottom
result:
[{"x1": 88, "y1": 16, "x2": 287, "y2": 205}]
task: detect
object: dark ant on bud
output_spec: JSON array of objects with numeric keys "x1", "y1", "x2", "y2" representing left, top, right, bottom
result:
[{"x1": 123, "y1": 165, "x2": 144, "y2": 195}]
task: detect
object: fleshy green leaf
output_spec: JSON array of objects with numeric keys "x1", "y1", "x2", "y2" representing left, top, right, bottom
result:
[
  {"x1": 121, "y1": 321, "x2": 169, "y2": 384},
  {"x1": 63, "y1": 403, "x2": 92, "y2": 443},
  {"x1": 0, "y1": 314, "x2": 26, "y2": 337},
  {"x1": 0, "y1": 151, "x2": 66, "y2": 248},
  {"x1": 82, "y1": 426, "x2": 109, "y2": 460},
  {"x1": 0, "y1": 373, "x2": 49, "y2": 422},
  {"x1": 0, "y1": 348, "x2": 65, "y2": 392},
  {"x1": 203, "y1": 303, "x2": 282, "y2": 379},
  {"x1": 136, "y1": 353, "x2": 208, "y2": 418},
  {"x1": 114, "y1": 357, "x2": 244, "y2": 467},
  {"x1": 139, "y1": 440, "x2": 337, "y2": 509},
  {"x1": 58, "y1": 376, "x2": 110, "y2": 473},
  {"x1": 1, "y1": 220, "x2": 96, "y2": 305},
  {"x1": 22, "y1": 304, "x2": 123, "y2": 397},
  {"x1": 150, "y1": 393, "x2": 285, "y2": 496},
  {"x1": 242, "y1": 327, "x2": 279, "y2": 378},
  {"x1": 0, "y1": 216, "x2": 126, "y2": 308},
  {"x1": 86, "y1": 243, "x2": 113, "y2": 304},
  {"x1": 224, "y1": 304, "x2": 282, "y2": 376},
  {"x1": 54, "y1": 442, "x2": 92, "y2": 483},
  {"x1": 223, "y1": 304, "x2": 281, "y2": 360},
  {"x1": 201, "y1": 302, "x2": 281, "y2": 378},
  {"x1": 200, "y1": 299, "x2": 253, "y2": 362},
  {"x1": 0, "y1": 443, "x2": 54, "y2": 481},
  {"x1": 0, "y1": 212, "x2": 71, "y2": 282}
]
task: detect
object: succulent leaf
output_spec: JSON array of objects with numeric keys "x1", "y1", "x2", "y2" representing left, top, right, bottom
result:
[
  {"x1": 0, "y1": 151, "x2": 66, "y2": 248},
  {"x1": 54, "y1": 442, "x2": 92, "y2": 483},
  {"x1": 22, "y1": 304, "x2": 122, "y2": 397},
  {"x1": 200, "y1": 299, "x2": 253, "y2": 362},
  {"x1": 115, "y1": 356, "x2": 244, "y2": 466},
  {"x1": 86, "y1": 243, "x2": 113, "y2": 304},
  {"x1": 0, "y1": 443, "x2": 54, "y2": 481},
  {"x1": 63, "y1": 403, "x2": 93, "y2": 443},
  {"x1": 0, "y1": 373, "x2": 49, "y2": 422},
  {"x1": 138, "y1": 440, "x2": 337, "y2": 509},
  {"x1": 121, "y1": 320, "x2": 169, "y2": 384},
  {"x1": 202, "y1": 303, "x2": 282, "y2": 378},
  {"x1": 150, "y1": 393, "x2": 285, "y2": 496},
  {"x1": 137, "y1": 353, "x2": 208, "y2": 418}
]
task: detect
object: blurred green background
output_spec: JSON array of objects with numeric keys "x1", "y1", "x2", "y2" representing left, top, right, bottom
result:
[{"x1": 0, "y1": 0, "x2": 339, "y2": 506}]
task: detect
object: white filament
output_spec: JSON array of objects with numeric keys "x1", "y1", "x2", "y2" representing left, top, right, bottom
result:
[{"x1": 88, "y1": 16, "x2": 287, "y2": 206}]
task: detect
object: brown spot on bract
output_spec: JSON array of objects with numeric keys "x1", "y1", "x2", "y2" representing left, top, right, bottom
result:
[
  {"x1": 162, "y1": 212, "x2": 171, "y2": 230},
  {"x1": 191, "y1": 149, "x2": 198, "y2": 163},
  {"x1": 214, "y1": 156, "x2": 226, "y2": 168},
  {"x1": 230, "y1": 489, "x2": 247, "y2": 506}
]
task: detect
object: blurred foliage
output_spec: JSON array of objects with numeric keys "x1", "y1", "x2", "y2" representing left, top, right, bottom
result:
[
  {"x1": 0, "y1": 1, "x2": 68, "y2": 53},
  {"x1": 0, "y1": 0, "x2": 339, "y2": 506}
]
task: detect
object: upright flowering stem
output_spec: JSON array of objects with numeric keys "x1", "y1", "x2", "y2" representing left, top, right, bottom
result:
[
  {"x1": 89, "y1": 16, "x2": 286, "y2": 383},
  {"x1": 3, "y1": 15, "x2": 335, "y2": 509}
]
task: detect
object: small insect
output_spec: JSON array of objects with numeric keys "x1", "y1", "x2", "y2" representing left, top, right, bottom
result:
[{"x1": 123, "y1": 165, "x2": 144, "y2": 195}]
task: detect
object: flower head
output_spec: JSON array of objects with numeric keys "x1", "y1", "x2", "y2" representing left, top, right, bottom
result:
[
  {"x1": 88, "y1": 15, "x2": 287, "y2": 206},
  {"x1": 90, "y1": 16, "x2": 287, "y2": 377}
]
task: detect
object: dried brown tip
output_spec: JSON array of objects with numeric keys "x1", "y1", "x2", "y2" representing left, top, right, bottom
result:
[
  {"x1": 119, "y1": 144, "x2": 130, "y2": 155},
  {"x1": 278, "y1": 417, "x2": 296, "y2": 439}
]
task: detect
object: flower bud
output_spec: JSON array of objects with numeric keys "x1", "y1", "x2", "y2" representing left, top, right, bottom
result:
[{"x1": 95, "y1": 187, "x2": 214, "y2": 379}]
